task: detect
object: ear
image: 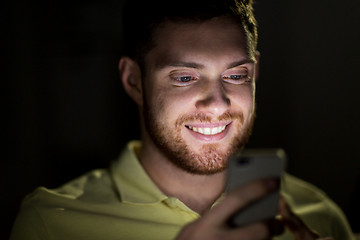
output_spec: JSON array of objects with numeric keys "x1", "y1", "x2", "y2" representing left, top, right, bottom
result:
[
  {"x1": 119, "y1": 57, "x2": 143, "y2": 106},
  {"x1": 254, "y1": 50, "x2": 260, "y2": 80}
]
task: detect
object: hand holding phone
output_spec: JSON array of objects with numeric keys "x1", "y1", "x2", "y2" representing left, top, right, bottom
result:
[
  {"x1": 177, "y1": 149, "x2": 326, "y2": 240},
  {"x1": 226, "y1": 149, "x2": 287, "y2": 227}
]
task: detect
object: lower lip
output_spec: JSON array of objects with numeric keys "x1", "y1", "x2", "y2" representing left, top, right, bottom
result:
[{"x1": 186, "y1": 123, "x2": 232, "y2": 142}]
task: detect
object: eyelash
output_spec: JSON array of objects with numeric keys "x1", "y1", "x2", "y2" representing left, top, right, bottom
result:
[
  {"x1": 170, "y1": 71, "x2": 252, "y2": 86},
  {"x1": 170, "y1": 73, "x2": 199, "y2": 86},
  {"x1": 222, "y1": 74, "x2": 251, "y2": 84}
]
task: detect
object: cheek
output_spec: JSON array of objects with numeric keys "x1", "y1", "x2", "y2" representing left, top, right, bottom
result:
[
  {"x1": 144, "y1": 77, "x2": 182, "y2": 125},
  {"x1": 157, "y1": 83, "x2": 197, "y2": 109},
  {"x1": 227, "y1": 85, "x2": 255, "y2": 112},
  {"x1": 147, "y1": 87, "x2": 191, "y2": 127}
]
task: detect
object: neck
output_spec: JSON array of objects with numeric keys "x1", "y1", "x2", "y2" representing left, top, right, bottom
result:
[{"x1": 139, "y1": 137, "x2": 227, "y2": 215}]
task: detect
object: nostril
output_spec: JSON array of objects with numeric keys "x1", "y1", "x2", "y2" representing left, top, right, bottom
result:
[{"x1": 195, "y1": 91, "x2": 231, "y2": 115}]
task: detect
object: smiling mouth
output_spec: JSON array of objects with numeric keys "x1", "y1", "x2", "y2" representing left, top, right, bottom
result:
[{"x1": 185, "y1": 123, "x2": 230, "y2": 136}]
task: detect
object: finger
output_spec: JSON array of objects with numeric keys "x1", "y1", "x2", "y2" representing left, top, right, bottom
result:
[
  {"x1": 206, "y1": 178, "x2": 279, "y2": 227},
  {"x1": 228, "y1": 219, "x2": 284, "y2": 240},
  {"x1": 278, "y1": 196, "x2": 320, "y2": 240},
  {"x1": 227, "y1": 222, "x2": 271, "y2": 240}
]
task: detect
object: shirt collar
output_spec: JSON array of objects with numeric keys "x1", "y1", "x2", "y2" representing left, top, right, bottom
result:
[{"x1": 110, "y1": 141, "x2": 168, "y2": 204}]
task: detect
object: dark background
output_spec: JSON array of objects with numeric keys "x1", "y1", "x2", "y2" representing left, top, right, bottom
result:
[{"x1": 3, "y1": 0, "x2": 360, "y2": 238}]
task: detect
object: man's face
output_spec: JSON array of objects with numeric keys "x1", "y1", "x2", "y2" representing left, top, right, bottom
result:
[{"x1": 142, "y1": 17, "x2": 256, "y2": 175}]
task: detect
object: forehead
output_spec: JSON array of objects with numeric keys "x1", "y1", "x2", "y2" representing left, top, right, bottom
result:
[{"x1": 146, "y1": 17, "x2": 253, "y2": 68}]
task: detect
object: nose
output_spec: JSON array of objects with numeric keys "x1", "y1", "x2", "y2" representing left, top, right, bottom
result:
[{"x1": 195, "y1": 80, "x2": 231, "y2": 116}]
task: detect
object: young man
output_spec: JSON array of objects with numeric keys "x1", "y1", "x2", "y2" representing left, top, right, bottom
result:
[{"x1": 11, "y1": 0, "x2": 355, "y2": 239}]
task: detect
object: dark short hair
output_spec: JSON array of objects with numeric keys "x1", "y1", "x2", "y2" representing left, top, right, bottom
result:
[{"x1": 122, "y1": 0, "x2": 257, "y2": 68}]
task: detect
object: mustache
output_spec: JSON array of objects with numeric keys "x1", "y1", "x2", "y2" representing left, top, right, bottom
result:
[{"x1": 175, "y1": 111, "x2": 244, "y2": 127}]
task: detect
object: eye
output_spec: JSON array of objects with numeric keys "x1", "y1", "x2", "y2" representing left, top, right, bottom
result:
[
  {"x1": 222, "y1": 69, "x2": 252, "y2": 84},
  {"x1": 227, "y1": 75, "x2": 247, "y2": 80},
  {"x1": 170, "y1": 71, "x2": 199, "y2": 86},
  {"x1": 176, "y1": 76, "x2": 194, "y2": 82}
]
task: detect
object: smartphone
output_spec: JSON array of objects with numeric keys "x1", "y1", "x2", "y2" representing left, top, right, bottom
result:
[{"x1": 226, "y1": 149, "x2": 287, "y2": 227}]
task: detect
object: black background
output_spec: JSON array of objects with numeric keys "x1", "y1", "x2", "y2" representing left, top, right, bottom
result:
[{"x1": 3, "y1": 0, "x2": 360, "y2": 238}]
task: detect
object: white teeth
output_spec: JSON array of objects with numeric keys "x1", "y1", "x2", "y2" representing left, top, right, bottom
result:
[
  {"x1": 204, "y1": 128, "x2": 211, "y2": 135},
  {"x1": 187, "y1": 125, "x2": 227, "y2": 135}
]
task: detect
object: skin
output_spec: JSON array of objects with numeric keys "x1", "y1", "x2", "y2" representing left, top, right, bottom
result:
[
  {"x1": 142, "y1": 19, "x2": 256, "y2": 176},
  {"x1": 119, "y1": 16, "x2": 334, "y2": 240}
]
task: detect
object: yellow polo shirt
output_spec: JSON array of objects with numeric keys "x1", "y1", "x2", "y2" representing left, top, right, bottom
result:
[{"x1": 10, "y1": 141, "x2": 355, "y2": 240}]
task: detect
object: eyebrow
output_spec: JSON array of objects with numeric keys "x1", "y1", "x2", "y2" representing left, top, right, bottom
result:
[
  {"x1": 155, "y1": 58, "x2": 255, "y2": 70},
  {"x1": 156, "y1": 61, "x2": 205, "y2": 70},
  {"x1": 226, "y1": 59, "x2": 256, "y2": 69}
]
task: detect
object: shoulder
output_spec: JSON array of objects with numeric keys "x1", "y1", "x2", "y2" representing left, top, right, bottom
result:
[
  {"x1": 25, "y1": 169, "x2": 111, "y2": 199},
  {"x1": 282, "y1": 173, "x2": 355, "y2": 240},
  {"x1": 282, "y1": 173, "x2": 343, "y2": 219},
  {"x1": 10, "y1": 169, "x2": 118, "y2": 240},
  {"x1": 51, "y1": 169, "x2": 117, "y2": 202},
  {"x1": 282, "y1": 173, "x2": 328, "y2": 205}
]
